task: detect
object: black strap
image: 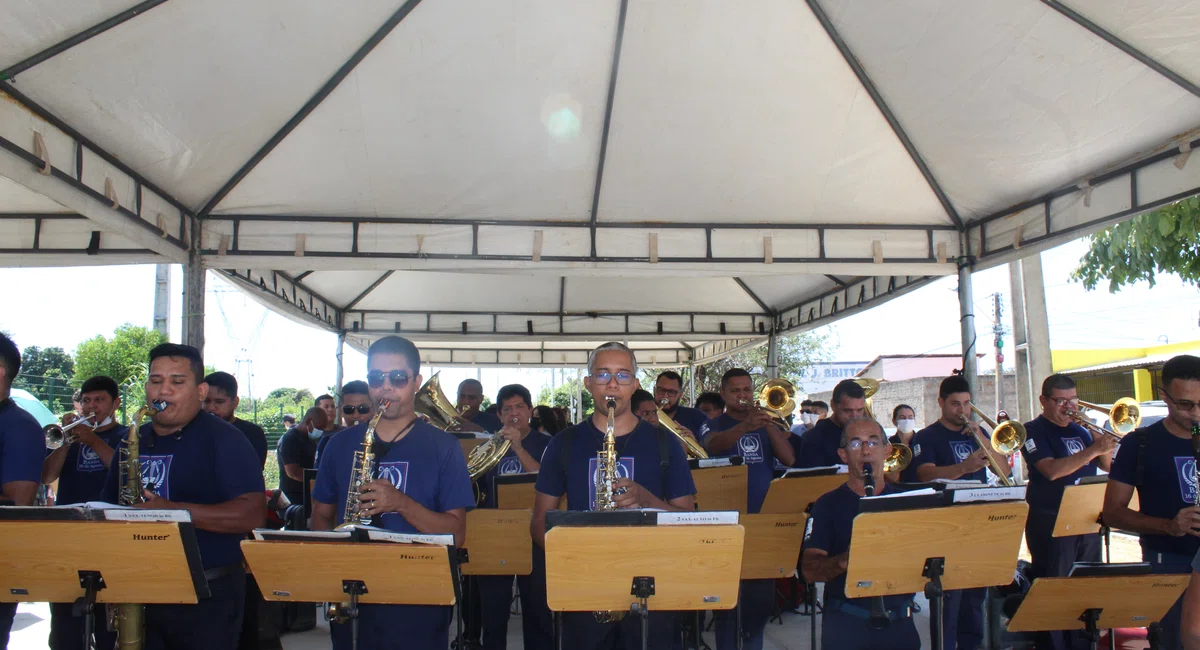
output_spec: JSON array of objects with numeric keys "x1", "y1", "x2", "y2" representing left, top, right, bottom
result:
[
  {"x1": 559, "y1": 427, "x2": 575, "y2": 489},
  {"x1": 1133, "y1": 427, "x2": 1150, "y2": 488}
]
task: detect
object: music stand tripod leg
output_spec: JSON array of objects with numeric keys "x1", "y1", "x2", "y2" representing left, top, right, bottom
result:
[
  {"x1": 341, "y1": 580, "x2": 367, "y2": 650},
  {"x1": 631, "y1": 577, "x2": 655, "y2": 650},
  {"x1": 75, "y1": 570, "x2": 106, "y2": 650},
  {"x1": 923, "y1": 557, "x2": 946, "y2": 650},
  {"x1": 1079, "y1": 608, "x2": 1102, "y2": 650}
]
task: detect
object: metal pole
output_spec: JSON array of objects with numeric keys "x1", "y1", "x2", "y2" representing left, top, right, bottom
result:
[
  {"x1": 993, "y1": 293, "x2": 1004, "y2": 418},
  {"x1": 687, "y1": 361, "x2": 696, "y2": 405},
  {"x1": 153, "y1": 264, "x2": 171, "y2": 337},
  {"x1": 765, "y1": 331, "x2": 780, "y2": 380},
  {"x1": 335, "y1": 331, "x2": 346, "y2": 397},
  {"x1": 1008, "y1": 262, "x2": 1032, "y2": 421},
  {"x1": 181, "y1": 237, "x2": 206, "y2": 352},
  {"x1": 958, "y1": 260, "x2": 978, "y2": 398}
]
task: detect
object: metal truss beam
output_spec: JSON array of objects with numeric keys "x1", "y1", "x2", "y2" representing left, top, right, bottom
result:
[
  {"x1": 218, "y1": 269, "x2": 342, "y2": 331},
  {"x1": 588, "y1": 0, "x2": 629, "y2": 256},
  {"x1": 776, "y1": 274, "x2": 938, "y2": 334}
]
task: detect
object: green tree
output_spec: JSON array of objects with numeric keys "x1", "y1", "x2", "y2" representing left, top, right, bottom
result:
[
  {"x1": 16, "y1": 346, "x2": 75, "y2": 410},
  {"x1": 537, "y1": 380, "x2": 594, "y2": 417},
  {"x1": 74, "y1": 325, "x2": 166, "y2": 388},
  {"x1": 266, "y1": 387, "x2": 315, "y2": 405},
  {"x1": 1072, "y1": 196, "x2": 1200, "y2": 292}
]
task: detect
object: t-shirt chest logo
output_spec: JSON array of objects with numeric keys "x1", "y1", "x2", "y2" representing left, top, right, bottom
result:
[
  {"x1": 587, "y1": 457, "x2": 634, "y2": 511},
  {"x1": 376, "y1": 461, "x2": 409, "y2": 493},
  {"x1": 76, "y1": 444, "x2": 105, "y2": 472},
  {"x1": 138, "y1": 455, "x2": 173, "y2": 499},
  {"x1": 1062, "y1": 437, "x2": 1085, "y2": 456},
  {"x1": 738, "y1": 433, "x2": 764, "y2": 464},
  {"x1": 1174, "y1": 457, "x2": 1199, "y2": 503},
  {"x1": 950, "y1": 441, "x2": 974, "y2": 462},
  {"x1": 498, "y1": 457, "x2": 523, "y2": 476}
]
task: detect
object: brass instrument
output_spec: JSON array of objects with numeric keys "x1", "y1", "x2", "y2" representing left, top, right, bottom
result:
[
  {"x1": 657, "y1": 408, "x2": 708, "y2": 459},
  {"x1": 965, "y1": 404, "x2": 1026, "y2": 488},
  {"x1": 114, "y1": 400, "x2": 167, "y2": 650},
  {"x1": 466, "y1": 424, "x2": 513, "y2": 482},
  {"x1": 44, "y1": 411, "x2": 96, "y2": 449},
  {"x1": 744, "y1": 398, "x2": 791, "y2": 432},
  {"x1": 759, "y1": 379, "x2": 797, "y2": 419},
  {"x1": 414, "y1": 372, "x2": 470, "y2": 431},
  {"x1": 884, "y1": 443, "x2": 913, "y2": 474},
  {"x1": 593, "y1": 397, "x2": 627, "y2": 624},
  {"x1": 336, "y1": 401, "x2": 389, "y2": 531},
  {"x1": 1068, "y1": 397, "x2": 1141, "y2": 439},
  {"x1": 854, "y1": 377, "x2": 880, "y2": 419}
]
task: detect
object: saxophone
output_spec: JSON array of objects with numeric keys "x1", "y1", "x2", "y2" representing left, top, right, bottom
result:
[
  {"x1": 336, "y1": 400, "x2": 389, "y2": 530},
  {"x1": 593, "y1": 397, "x2": 627, "y2": 623},
  {"x1": 114, "y1": 400, "x2": 167, "y2": 650}
]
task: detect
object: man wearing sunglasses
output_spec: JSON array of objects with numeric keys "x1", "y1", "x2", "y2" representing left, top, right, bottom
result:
[
  {"x1": 532, "y1": 342, "x2": 696, "y2": 649},
  {"x1": 802, "y1": 418, "x2": 921, "y2": 649},
  {"x1": 1105, "y1": 354, "x2": 1200, "y2": 650},
  {"x1": 313, "y1": 336, "x2": 475, "y2": 650},
  {"x1": 316, "y1": 380, "x2": 373, "y2": 465}
]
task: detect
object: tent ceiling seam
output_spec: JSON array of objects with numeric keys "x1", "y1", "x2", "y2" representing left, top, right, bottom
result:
[
  {"x1": 588, "y1": 0, "x2": 629, "y2": 257},
  {"x1": 732, "y1": 277, "x2": 774, "y2": 316},
  {"x1": 803, "y1": 0, "x2": 965, "y2": 231},
  {"x1": 343, "y1": 269, "x2": 394, "y2": 311}
]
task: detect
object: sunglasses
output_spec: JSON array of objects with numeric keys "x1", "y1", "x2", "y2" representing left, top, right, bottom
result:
[
  {"x1": 342, "y1": 404, "x2": 372, "y2": 415},
  {"x1": 366, "y1": 369, "x2": 412, "y2": 389}
]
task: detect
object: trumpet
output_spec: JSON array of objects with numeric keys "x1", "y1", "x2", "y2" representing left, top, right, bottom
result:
[
  {"x1": 739, "y1": 398, "x2": 791, "y2": 432},
  {"x1": 1066, "y1": 397, "x2": 1141, "y2": 440},
  {"x1": 884, "y1": 443, "x2": 913, "y2": 474},
  {"x1": 964, "y1": 404, "x2": 1026, "y2": 487},
  {"x1": 44, "y1": 412, "x2": 96, "y2": 449}
]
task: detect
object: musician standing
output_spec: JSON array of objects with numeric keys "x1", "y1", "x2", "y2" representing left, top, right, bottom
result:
[
  {"x1": 316, "y1": 380, "x2": 374, "y2": 464},
  {"x1": 532, "y1": 342, "x2": 696, "y2": 650},
  {"x1": 795, "y1": 380, "x2": 866, "y2": 468},
  {"x1": 654, "y1": 371, "x2": 709, "y2": 437},
  {"x1": 276, "y1": 406, "x2": 328, "y2": 507},
  {"x1": 312, "y1": 336, "x2": 475, "y2": 650},
  {"x1": 0, "y1": 333, "x2": 46, "y2": 647},
  {"x1": 802, "y1": 417, "x2": 921, "y2": 649},
  {"x1": 476, "y1": 384, "x2": 553, "y2": 650},
  {"x1": 703, "y1": 368, "x2": 795, "y2": 650},
  {"x1": 1104, "y1": 354, "x2": 1200, "y2": 650},
  {"x1": 885, "y1": 404, "x2": 920, "y2": 484},
  {"x1": 202, "y1": 371, "x2": 268, "y2": 469},
  {"x1": 100, "y1": 343, "x2": 265, "y2": 649},
  {"x1": 316, "y1": 393, "x2": 341, "y2": 434},
  {"x1": 911, "y1": 374, "x2": 1011, "y2": 650},
  {"x1": 459, "y1": 378, "x2": 502, "y2": 433}
]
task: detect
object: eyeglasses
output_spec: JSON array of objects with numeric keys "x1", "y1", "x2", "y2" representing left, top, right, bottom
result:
[
  {"x1": 656, "y1": 387, "x2": 680, "y2": 397},
  {"x1": 366, "y1": 369, "x2": 412, "y2": 389},
  {"x1": 844, "y1": 439, "x2": 883, "y2": 450},
  {"x1": 1164, "y1": 391, "x2": 1200, "y2": 413},
  {"x1": 1050, "y1": 398, "x2": 1080, "y2": 409},
  {"x1": 342, "y1": 404, "x2": 372, "y2": 415},
  {"x1": 592, "y1": 370, "x2": 635, "y2": 386}
]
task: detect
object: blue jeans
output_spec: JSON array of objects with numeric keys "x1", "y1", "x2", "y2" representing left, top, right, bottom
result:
[
  {"x1": 1025, "y1": 508, "x2": 1101, "y2": 650},
  {"x1": 0, "y1": 602, "x2": 16, "y2": 648},
  {"x1": 943, "y1": 587, "x2": 985, "y2": 650},
  {"x1": 712, "y1": 579, "x2": 774, "y2": 650}
]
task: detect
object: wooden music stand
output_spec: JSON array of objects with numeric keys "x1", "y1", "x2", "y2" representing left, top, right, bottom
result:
[
  {"x1": 758, "y1": 470, "x2": 847, "y2": 515},
  {"x1": 462, "y1": 509, "x2": 533, "y2": 576},
  {"x1": 495, "y1": 473, "x2": 565, "y2": 511},
  {"x1": 545, "y1": 523, "x2": 744, "y2": 650},
  {"x1": 690, "y1": 459, "x2": 749, "y2": 514},
  {"x1": 844, "y1": 499, "x2": 1028, "y2": 650},
  {"x1": 1008, "y1": 570, "x2": 1187, "y2": 650},
  {"x1": 241, "y1": 536, "x2": 461, "y2": 650},
  {"x1": 0, "y1": 512, "x2": 208, "y2": 650},
  {"x1": 1055, "y1": 477, "x2": 1140, "y2": 563}
]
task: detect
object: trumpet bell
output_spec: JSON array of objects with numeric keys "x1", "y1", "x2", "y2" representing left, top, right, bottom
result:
[
  {"x1": 884, "y1": 443, "x2": 913, "y2": 474},
  {"x1": 414, "y1": 372, "x2": 470, "y2": 431},
  {"x1": 990, "y1": 420, "x2": 1027, "y2": 455},
  {"x1": 44, "y1": 423, "x2": 68, "y2": 450},
  {"x1": 759, "y1": 379, "x2": 797, "y2": 417}
]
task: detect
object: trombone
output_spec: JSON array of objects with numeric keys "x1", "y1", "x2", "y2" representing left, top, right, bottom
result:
[
  {"x1": 884, "y1": 442, "x2": 913, "y2": 474},
  {"x1": 1067, "y1": 397, "x2": 1141, "y2": 440},
  {"x1": 657, "y1": 407, "x2": 708, "y2": 459},
  {"x1": 965, "y1": 404, "x2": 1026, "y2": 487},
  {"x1": 44, "y1": 412, "x2": 96, "y2": 449}
]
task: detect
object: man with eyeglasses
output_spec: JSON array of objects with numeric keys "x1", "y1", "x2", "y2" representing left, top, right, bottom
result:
[
  {"x1": 276, "y1": 406, "x2": 329, "y2": 508},
  {"x1": 1019, "y1": 373, "x2": 1116, "y2": 650},
  {"x1": 475, "y1": 384, "x2": 553, "y2": 650},
  {"x1": 1105, "y1": 354, "x2": 1200, "y2": 650},
  {"x1": 654, "y1": 371, "x2": 709, "y2": 438},
  {"x1": 703, "y1": 368, "x2": 795, "y2": 650},
  {"x1": 532, "y1": 342, "x2": 696, "y2": 649},
  {"x1": 313, "y1": 336, "x2": 474, "y2": 650},
  {"x1": 802, "y1": 417, "x2": 921, "y2": 649}
]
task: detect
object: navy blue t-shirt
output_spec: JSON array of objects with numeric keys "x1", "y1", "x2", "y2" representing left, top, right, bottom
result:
[
  {"x1": 1020, "y1": 416, "x2": 1099, "y2": 511},
  {"x1": 0, "y1": 399, "x2": 44, "y2": 491},
  {"x1": 232, "y1": 418, "x2": 268, "y2": 469},
  {"x1": 535, "y1": 419, "x2": 695, "y2": 511},
  {"x1": 101, "y1": 411, "x2": 265, "y2": 569},
  {"x1": 705, "y1": 413, "x2": 777, "y2": 513},
  {"x1": 912, "y1": 421, "x2": 987, "y2": 482},
  {"x1": 471, "y1": 411, "x2": 503, "y2": 434},
  {"x1": 479, "y1": 431, "x2": 552, "y2": 509},
  {"x1": 277, "y1": 426, "x2": 318, "y2": 505},
  {"x1": 775, "y1": 433, "x2": 802, "y2": 472},
  {"x1": 56, "y1": 425, "x2": 127, "y2": 505},
  {"x1": 666, "y1": 405, "x2": 710, "y2": 438},
  {"x1": 1109, "y1": 421, "x2": 1200, "y2": 558},
  {"x1": 805, "y1": 483, "x2": 915, "y2": 609},
  {"x1": 887, "y1": 434, "x2": 920, "y2": 484},
  {"x1": 796, "y1": 418, "x2": 843, "y2": 469},
  {"x1": 313, "y1": 420, "x2": 476, "y2": 530}
]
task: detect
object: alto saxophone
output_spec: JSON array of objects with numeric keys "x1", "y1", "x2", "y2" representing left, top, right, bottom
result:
[
  {"x1": 114, "y1": 400, "x2": 167, "y2": 650},
  {"x1": 593, "y1": 397, "x2": 627, "y2": 624},
  {"x1": 337, "y1": 400, "x2": 389, "y2": 530}
]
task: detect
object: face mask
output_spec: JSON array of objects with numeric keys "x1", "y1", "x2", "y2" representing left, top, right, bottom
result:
[
  {"x1": 802, "y1": 413, "x2": 817, "y2": 425},
  {"x1": 94, "y1": 416, "x2": 113, "y2": 429},
  {"x1": 309, "y1": 428, "x2": 323, "y2": 440},
  {"x1": 897, "y1": 419, "x2": 916, "y2": 433}
]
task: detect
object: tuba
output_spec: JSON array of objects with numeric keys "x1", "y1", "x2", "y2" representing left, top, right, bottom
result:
[
  {"x1": 657, "y1": 408, "x2": 708, "y2": 459},
  {"x1": 114, "y1": 400, "x2": 167, "y2": 650},
  {"x1": 413, "y1": 372, "x2": 469, "y2": 431},
  {"x1": 336, "y1": 401, "x2": 389, "y2": 530},
  {"x1": 854, "y1": 378, "x2": 880, "y2": 420},
  {"x1": 593, "y1": 397, "x2": 627, "y2": 623}
]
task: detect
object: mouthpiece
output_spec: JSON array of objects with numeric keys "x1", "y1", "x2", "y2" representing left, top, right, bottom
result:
[
  {"x1": 378, "y1": 399, "x2": 391, "y2": 409},
  {"x1": 606, "y1": 397, "x2": 617, "y2": 409},
  {"x1": 659, "y1": 398, "x2": 669, "y2": 406},
  {"x1": 738, "y1": 399, "x2": 750, "y2": 406},
  {"x1": 150, "y1": 400, "x2": 168, "y2": 412}
]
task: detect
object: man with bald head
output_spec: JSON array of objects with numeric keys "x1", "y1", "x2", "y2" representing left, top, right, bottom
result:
[
  {"x1": 802, "y1": 418, "x2": 920, "y2": 649},
  {"x1": 458, "y1": 378, "x2": 501, "y2": 433},
  {"x1": 277, "y1": 407, "x2": 328, "y2": 507}
]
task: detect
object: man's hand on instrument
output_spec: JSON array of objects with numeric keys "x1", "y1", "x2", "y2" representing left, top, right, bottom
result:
[
  {"x1": 136, "y1": 490, "x2": 174, "y2": 509},
  {"x1": 1090, "y1": 435, "x2": 1118, "y2": 457},
  {"x1": 358, "y1": 479, "x2": 410, "y2": 517},
  {"x1": 745, "y1": 409, "x2": 775, "y2": 432},
  {"x1": 74, "y1": 425, "x2": 102, "y2": 447},
  {"x1": 497, "y1": 424, "x2": 523, "y2": 443},
  {"x1": 1168, "y1": 506, "x2": 1200, "y2": 537},
  {"x1": 960, "y1": 449, "x2": 989, "y2": 473},
  {"x1": 612, "y1": 478, "x2": 650, "y2": 509}
]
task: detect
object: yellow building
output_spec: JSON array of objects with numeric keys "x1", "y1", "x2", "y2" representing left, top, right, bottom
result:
[{"x1": 1055, "y1": 340, "x2": 1200, "y2": 404}]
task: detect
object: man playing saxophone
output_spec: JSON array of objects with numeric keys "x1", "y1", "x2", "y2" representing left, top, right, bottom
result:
[
  {"x1": 531, "y1": 342, "x2": 695, "y2": 650},
  {"x1": 100, "y1": 343, "x2": 265, "y2": 649},
  {"x1": 312, "y1": 335, "x2": 475, "y2": 650}
]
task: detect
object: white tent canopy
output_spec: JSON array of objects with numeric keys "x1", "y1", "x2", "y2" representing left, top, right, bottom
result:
[{"x1": 2, "y1": 0, "x2": 1199, "y2": 365}]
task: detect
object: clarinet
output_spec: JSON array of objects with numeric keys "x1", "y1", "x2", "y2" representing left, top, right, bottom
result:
[
  {"x1": 1191, "y1": 424, "x2": 1200, "y2": 507},
  {"x1": 862, "y1": 462, "x2": 891, "y2": 630}
]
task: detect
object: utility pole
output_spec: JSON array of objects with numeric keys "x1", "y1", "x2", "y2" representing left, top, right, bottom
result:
[
  {"x1": 153, "y1": 264, "x2": 171, "y2": 337},
  {"x1": 993, "y1": 293, "x2": 1005, "y2": 418}
]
